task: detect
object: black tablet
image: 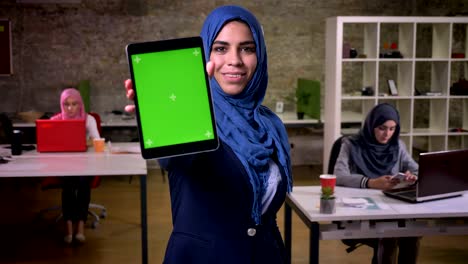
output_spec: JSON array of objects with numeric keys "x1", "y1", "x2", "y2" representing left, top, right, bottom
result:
[{"x1": 126, "y1": 37, "x2": 219, "y2": 159}]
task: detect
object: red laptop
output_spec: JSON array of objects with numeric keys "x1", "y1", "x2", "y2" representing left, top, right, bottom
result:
[{"x1": 36, "y1": 119, "x2": 87, "y2": 152}]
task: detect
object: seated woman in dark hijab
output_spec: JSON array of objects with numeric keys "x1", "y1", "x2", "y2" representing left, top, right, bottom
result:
[{"x1": 334, "y1": 103, "x2": 419, "y2": 264}]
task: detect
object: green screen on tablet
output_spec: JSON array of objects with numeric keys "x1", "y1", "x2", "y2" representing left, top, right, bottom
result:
[{"x1": 126, "y1": 37, "x2": 218, "y2": 159}]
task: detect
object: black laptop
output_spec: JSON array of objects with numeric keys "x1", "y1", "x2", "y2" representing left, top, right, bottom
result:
[{"x1": 383, "y1": 149, "x2": 468, "y2": 203}]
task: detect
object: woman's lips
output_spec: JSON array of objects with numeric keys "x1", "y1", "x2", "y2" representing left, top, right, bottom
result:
[{"x1": 223, "y1": 72, "x2": 245, "y2": 82}]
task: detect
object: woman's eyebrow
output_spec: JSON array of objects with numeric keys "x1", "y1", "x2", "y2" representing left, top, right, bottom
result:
[
  {"x1": 213, "y1": 40, "x2": 229, "y2": 46},
  {"x1": 239, "y1": 41, "x2": 256, "y2": 46},
  {"x1": 212, "y1": 40, "x2": 256, "y2": 46}
]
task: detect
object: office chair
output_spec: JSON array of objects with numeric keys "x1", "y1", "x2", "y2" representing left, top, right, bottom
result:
[
  {"x1": 327, "y1": 135, "x2": 345, "y2": 175},
  {"x1": 327, "y1": 136, "x2": 379, "y2": 259},
  {"x1": 39, "y1": 112, "x2": 107, "y2": 228}
]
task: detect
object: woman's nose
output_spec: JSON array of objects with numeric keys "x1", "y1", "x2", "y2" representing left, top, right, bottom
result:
[
  {"x1": 227, "y1": 51, "x2": 242, "y2": 66},
  {"x1": 384, "y1": 129, "x2": 392, "y2": 137}
]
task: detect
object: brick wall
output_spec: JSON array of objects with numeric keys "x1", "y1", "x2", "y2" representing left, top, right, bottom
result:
[{"x1": 1, "y1": 0, "x2": 466, "y2": 114}]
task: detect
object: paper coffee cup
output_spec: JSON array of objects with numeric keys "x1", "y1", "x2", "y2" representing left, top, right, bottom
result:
[
  {"x1": 93, "y1": 138, "x2": 105, "y2": 152},
  {"x1": 319, "y1": 174, "x2": 337, "y2": 192}
]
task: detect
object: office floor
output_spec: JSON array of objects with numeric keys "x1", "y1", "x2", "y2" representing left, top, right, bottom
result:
[{"x1": 1, "y1": 165, "x2": 467, "y2": 264}]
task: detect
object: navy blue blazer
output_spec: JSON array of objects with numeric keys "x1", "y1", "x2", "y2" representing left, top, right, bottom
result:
[{"x1": 159, "y1": 141, "x2": 289, "y2": 264}]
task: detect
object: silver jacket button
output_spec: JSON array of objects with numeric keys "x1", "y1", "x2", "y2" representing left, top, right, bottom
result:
[{"x1": 247, "y1": 228, "x2": 256, "y2": 237}]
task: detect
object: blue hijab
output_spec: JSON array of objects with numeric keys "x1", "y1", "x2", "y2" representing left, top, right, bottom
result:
[
  {"x1": 200, "y1": 5, "x2": 292, "y2": 224},
  {"x1": 349, "y1": 103, "x2": 400, "y2": 178}
]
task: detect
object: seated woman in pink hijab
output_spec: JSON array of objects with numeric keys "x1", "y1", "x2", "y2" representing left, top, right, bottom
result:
[{"x1": 51, "y1": 88, "x2": 99, "y2": 244}]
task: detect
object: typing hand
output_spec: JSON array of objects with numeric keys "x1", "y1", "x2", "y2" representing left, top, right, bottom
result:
[
  {"x1": 368, "y1": 175, "x2": 398, "y2": 190},
  {"x1": 402, "y1": 170, "x2": 418, "y2": 183},
  {"x1": 390, "y1": 172, "x2": 406, "y2": 184}
]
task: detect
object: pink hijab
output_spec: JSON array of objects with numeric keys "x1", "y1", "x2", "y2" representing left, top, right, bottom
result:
[{"x1": 51, "y1": 88, "x2": 86, "y2": 120}]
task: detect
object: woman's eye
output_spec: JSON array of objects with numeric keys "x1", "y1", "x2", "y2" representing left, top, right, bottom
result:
[
  {"x1": 64, "y1": 103, "x2": 77, "y2": 108},
  {"x1": 242, "y1": 46, "x2": 256, "y2": 53},
  {"x1": 378, "y1": 126, "x2": 396, "y2": 131},
  {"x1": 213, "y1": 46, "x2": 226, "y2": 53}
]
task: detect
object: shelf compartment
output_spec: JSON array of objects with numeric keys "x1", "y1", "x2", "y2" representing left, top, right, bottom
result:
[
  {"x1": 413, "y1": 135, "x2": 446, "y2": 153},
  {"x1": 341, "y1": 99, "x2": 375, "y2": 126},
  {"x1": 414, "y1": 61, "x2": 449, "y2": 95},
  {"x1": 448, "y1": 98, "x2": 468, "y2": 131},
  {"x1": 416, "y1": 23, "x2": 450, "y2": 59},
  {"x1": 448, "y1": 135, "x2": 468, "y2": 150},
  {"x1": 343, "y1": 23, "x2": 378, "y2": 59},
  {"x1": 412, "y1": 135, "x2": 446, "y2": 162},
  {"x1": 450, "y1": 61, "x2": 468, "y2": 95},
  {"x1": 342, "y1": 61, "x2": 377, "y2": 96},
  {"x1": 413, "y1": 98, "x2": 448, "y2": 133},
  {"x1": 450, "y1": 61, "x2": 468, "y2": 81},
  {"x1": 451, "y1": 23, "x2": 467, "y2": 59},
  {"x1": 379, "y1": 23, "x2": 414, "y2": 59},
  {"x1": 378, "y1": 61, "x2": 413, "y2": 96}
]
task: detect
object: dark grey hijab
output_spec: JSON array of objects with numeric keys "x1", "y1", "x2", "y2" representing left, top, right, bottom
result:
[{"x1": 349, "y1": 103, "x2": 400, "y2": 178}]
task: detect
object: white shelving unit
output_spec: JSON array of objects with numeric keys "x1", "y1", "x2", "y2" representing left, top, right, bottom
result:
[{"x1": 324, "y1": 16, "x2": 468, "y2": 172}]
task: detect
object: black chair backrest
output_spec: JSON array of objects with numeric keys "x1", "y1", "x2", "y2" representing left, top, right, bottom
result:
[{"x1": 327, "y1": 135, "x2": 346, "y2": 174}]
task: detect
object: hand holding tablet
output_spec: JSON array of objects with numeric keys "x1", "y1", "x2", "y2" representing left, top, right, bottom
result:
[{"x1": 126, "y1": 37, "x2": 219, "y2": 159}]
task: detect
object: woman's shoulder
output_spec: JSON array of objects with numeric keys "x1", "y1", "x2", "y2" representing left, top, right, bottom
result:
[
  {"x1": 397, "y1": 139, "x2": 409, "y2": 152},
  {"x1": 337, "y1": 136, "x2": 354, "y2": 153},
  {"x1": 397, "y1": 138, "x2": 407, "y2": 147},
  {"x1": 341, "y1": 135, "x2": 356, "y2": 146},
  {"x1": 85, "y1": 113, "x2": 97, "y2": 124},
  {"x1": 341, "y1": 136, "x2": 351, "y2": 143}
]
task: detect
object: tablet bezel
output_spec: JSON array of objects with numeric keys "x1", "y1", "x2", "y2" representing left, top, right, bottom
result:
[{"x1": 126, "y1": 36, "x2": 219, "y2": 159}]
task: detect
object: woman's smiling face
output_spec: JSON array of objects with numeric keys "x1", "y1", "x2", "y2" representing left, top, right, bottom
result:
[{"x1": 210, "y1": 21, "x2": 257, "y2": 95}]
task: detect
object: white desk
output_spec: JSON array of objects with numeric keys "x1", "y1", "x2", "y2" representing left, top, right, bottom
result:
[
  {"x1": 275, "y1": 112, "x2": 320, "y2": 127},
  {"x1": 12, "y1": 110, "x2": 363, "y2": 129},
  {"x1": 0, "y1": 143, "x2": 150, "y2": 264},
  {"x1": 284, "y1": 186, "x2": 468, "y2": 264},
  {"x1": 12, "y1": 111, "x2": 324, "y2": 128},
  {"x1": 12, "y1": 116, "x2": 138, "y2": 128}
]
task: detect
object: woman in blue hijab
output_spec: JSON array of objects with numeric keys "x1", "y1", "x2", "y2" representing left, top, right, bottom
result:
[
  {"x1": 125, "y1": 5, "x2": 292, "y2": 264},
  {"x1": 334, "y1": 103, "x2": 420, "y2": 263}
]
